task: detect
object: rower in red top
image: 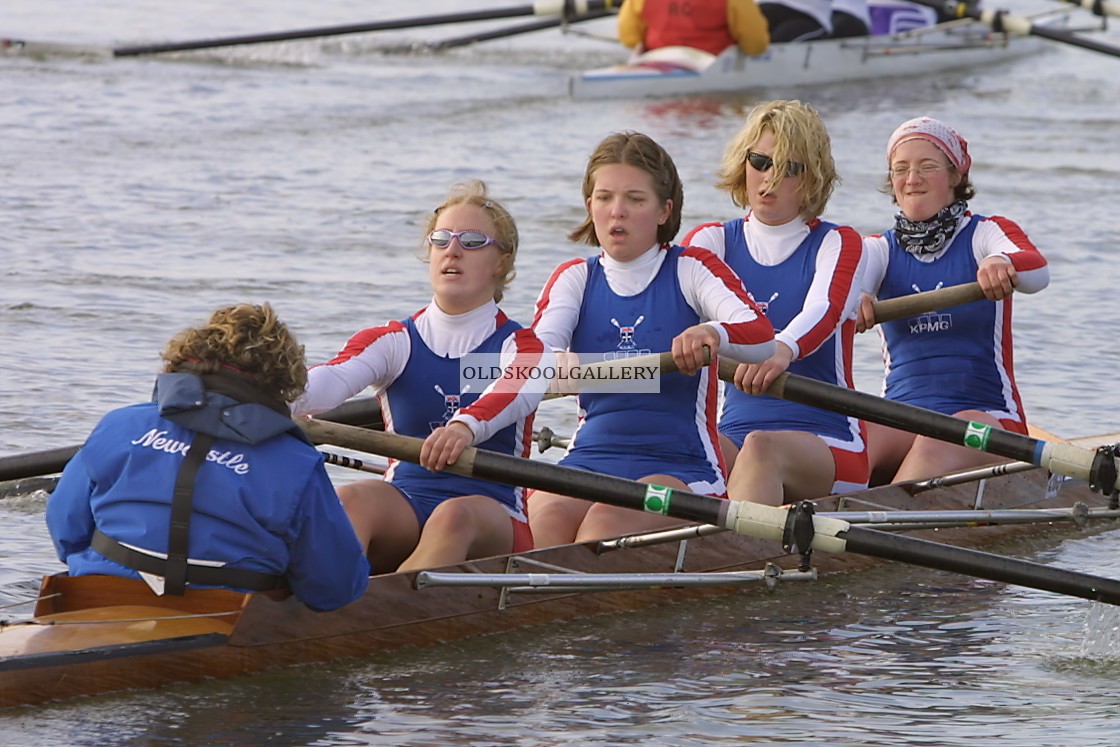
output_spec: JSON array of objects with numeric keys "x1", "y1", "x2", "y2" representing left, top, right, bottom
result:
[{"x1": 618, "y1": 0, "x2": 771, "y2": 57}]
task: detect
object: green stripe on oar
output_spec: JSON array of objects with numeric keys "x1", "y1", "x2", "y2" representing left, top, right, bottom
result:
[
  {"x1": 298, "y1": 417, "x2": 1120, "y2": 606},
  {"x1": 0, "y1": 395, "x2": 383, "y2": 482},
  {"x1": 560, "y1": 349, "x2": 1119, "y2": 494},
  {"x1": 751, "y1": 366, "x2": 1120, "y2": 495},
  {"x1": 909, "y1": 0, "x2": 1120, "y2": 58},
  {"x1": 111, "y1": 1, "x2": 620, "y2": 57}
]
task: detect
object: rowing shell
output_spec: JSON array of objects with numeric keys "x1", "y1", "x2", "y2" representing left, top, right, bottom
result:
[
  {"x1": 2, "y1": 431, "x2": 1117, "y2": 709},
  {"x1": 569, "y1": 17, "x2": 1065, "y2": 100}
]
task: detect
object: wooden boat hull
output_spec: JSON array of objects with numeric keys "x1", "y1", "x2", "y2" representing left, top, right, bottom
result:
[
  {"x1": 569, "y1": 20, "x2": 1056, "y2": 99},
  {"x1": 2, "y1": 454, "x2": 1117, "y2": 709}
]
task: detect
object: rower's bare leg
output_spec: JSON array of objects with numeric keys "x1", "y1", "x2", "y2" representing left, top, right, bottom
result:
[
  {"x1": 719, "y1": 432, "x2": 739, "y2": 466},
  {"x1": 892, "y1": 410, "x2": 1007, "y2": 483},
  {"x1": 574, "y1": 474, "x2": 691, "y2": 543},
  {"x1": 397, "y1": 494, "x2": 513, "y2": 572},
  {"x1": 337, "y1": 479, "x2": 420, "y2": 575},
  {"x1": 865, "y1": 422, "x2": 916, "y2": 486},
  {"x1": 727, "y1": 430, "x2": 835, "y2": 506},
  {"x1": 528, "y1": 492, "x2": 593, "y2": 547}
]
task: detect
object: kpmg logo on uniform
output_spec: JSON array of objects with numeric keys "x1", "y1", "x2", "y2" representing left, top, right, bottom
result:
[
  {"x1": 910, "y1": 312, "x2": 952, "y2": 334},
  {"x1": 460, "y1": 352, "x2": 661, "y2": 395}
]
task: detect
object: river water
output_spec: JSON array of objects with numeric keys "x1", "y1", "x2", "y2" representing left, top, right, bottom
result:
[{"x1": 2, "y1": 0, "x2": 1120, "y2": 743}]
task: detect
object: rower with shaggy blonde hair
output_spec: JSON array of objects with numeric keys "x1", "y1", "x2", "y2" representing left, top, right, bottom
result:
[{"x1": 684, "y1": 99, "x2": 867, "y2": 508}]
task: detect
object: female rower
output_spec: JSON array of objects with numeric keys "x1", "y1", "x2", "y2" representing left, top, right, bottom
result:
[
  {"x1": 856, "y1": 116, "x2": 1049, "y2": 484},
  {"x1": 683, "y1": 99, "x2": 867, "y2": 507},
  {"x1": 528, "y1": 131, "x2": 776, "y2": 546},
  {"x1": 46, "y1": 303, "x2": 370, "y2": 611},
  {"x1": 292, "y1": 181, "x2": 551, "y2": 573}
]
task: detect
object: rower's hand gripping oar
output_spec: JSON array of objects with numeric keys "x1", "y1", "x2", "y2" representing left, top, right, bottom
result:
[
  {"x1": 553, "y1": 276, "x2": 1119, "y2": 498},
  {"x1": 298, "y1": 417, "x2": 1120, "y2": 606}
]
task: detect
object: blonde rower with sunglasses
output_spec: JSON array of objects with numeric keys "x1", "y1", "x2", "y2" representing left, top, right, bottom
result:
[
  {"x1": 683, "y1": 99, "x2": 868, "y2": 507},
  {"x1": 293, "y1": 181, "x2": 552, "y2": 573}
]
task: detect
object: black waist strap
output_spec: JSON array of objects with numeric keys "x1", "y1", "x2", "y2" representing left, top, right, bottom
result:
[{"x1": 91, "y1": 529, "x2": 287, "y2": 592}]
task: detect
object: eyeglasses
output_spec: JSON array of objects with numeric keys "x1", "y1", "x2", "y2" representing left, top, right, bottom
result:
[
  {"x1": 747, "y1": 151, "x2": 805, "y2": 177},
  {"x1": 889, "y1": 163, "x2": 950, "y2": 179},
  {"x1": 428, "y1": 229, "x2": 505, "y2": 251}
]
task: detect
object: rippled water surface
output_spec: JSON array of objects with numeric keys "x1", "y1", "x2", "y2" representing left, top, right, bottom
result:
[{"x1": 3, "y1": 1, "x2": 1120, "y2": 743}]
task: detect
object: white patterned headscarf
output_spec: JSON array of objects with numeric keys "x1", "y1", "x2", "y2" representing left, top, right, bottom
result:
[{"x1": 887, "y1": 117, "x2": 972, "y2": 176}]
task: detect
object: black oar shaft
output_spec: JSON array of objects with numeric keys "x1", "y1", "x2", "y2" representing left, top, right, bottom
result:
[
  {"x1": 760, "y1": 368, "x2": 1118, "y2": 493},
  {"x1": 764, "y1": 368, "x2": 1041, "y2": 463},
  {"x1": 299, "y1": 418, "x2": 724, "y2": 524},
  {"x1": 429, "y1": 10, "x2": 611, "y2": 50},
  {"x1": 841, "y1": 525, "x2": 1120, "y2": 604},
  {"x1": 907, "y1": 0, "x2": 1120, "y2": 59},
  {"x1": 112, "y1": 1, "x2": 616, "y2": 56},
  {"x1": 1053, "y1": 0, "x2": 1120, "y2": 17},
  {"x1": 562, "y1": 351, "x2": 1116, "y2": 492},
  {"x1": 0, "y1": 446, "x2": 80, "y2": 484},
  {"x1": 0, "y1": 396, "x2": 383, "y2": 482},
  {"x1": 1021, "y1": 21, "x2": 1120, "y2": 56},
  {"x1": 303, "y1": 418, "x2": 1120, "y2": 607}
]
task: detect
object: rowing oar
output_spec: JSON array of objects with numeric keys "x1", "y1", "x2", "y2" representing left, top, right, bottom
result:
[
  {"x1": 553, "y1": 339, "x2": 1118, "y2": 496},
  {"x1": 102, "y1": 1, "x2": 619, "y2": 57},
  {"x1": 593, "y1": 350, "x2": 1120, "y2": 497},
  {"x1": 1046, "y1": 0, "x2": 1120, "y2": 19},
  {"x1": 737, "y1": 363, "x2": 1120, "y2": 497},
  {"x1": 426, "y1": 10, "x2": 614, "y2": 51},
  {"x1": 0, "y1": 395, "x2": 383, "y2": 483},
  {"x1": 298, "y1": 417, "x2": 1120, "y2": 606},
  {"x1": 868, "y1": 281, "x2": 985, "y2": 324},
  {"x1": 908, "y1": 0, "x2": 1120, "y2": 58}
]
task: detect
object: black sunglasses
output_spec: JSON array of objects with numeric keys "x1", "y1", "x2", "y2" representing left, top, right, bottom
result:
[{"x1": 747, "y1": 151, "x2": 805, "y2": 177}]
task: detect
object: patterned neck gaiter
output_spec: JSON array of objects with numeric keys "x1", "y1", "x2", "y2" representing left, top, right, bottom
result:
[{"x1": 894, "y1": 199, "x2": 967, "y2": 256}]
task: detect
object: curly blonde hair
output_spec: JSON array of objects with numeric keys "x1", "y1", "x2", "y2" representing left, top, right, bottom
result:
[
  {"x1": 569, "y1": 131, "x2": 684, "y2": 247},
  {"x1": 715, "y1": 100, "x2": 839, "y2": 221},
  {"x1": 422, "y1": 180, "x2": 518, "y2": 303},
  {"x1": 162, "y1": 303, "x2": 308, "y2": 403}
]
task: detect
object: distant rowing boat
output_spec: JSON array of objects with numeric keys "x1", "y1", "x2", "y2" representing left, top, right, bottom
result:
[
  {"x1": 569, "y1": 16, "x2": 1068, "y2": 100},
  {"x1": 3, "y1": 430, "x2": 1118, "y2": 709}
]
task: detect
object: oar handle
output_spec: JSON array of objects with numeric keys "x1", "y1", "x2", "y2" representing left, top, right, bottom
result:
[{"x1": 870, "y1": 282, "x2": 986, "y2": 324}]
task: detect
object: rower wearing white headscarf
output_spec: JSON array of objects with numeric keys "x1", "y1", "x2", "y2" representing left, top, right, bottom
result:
[{"x1": 857, "y1": 116, "x2": 1049, "y2": 485}]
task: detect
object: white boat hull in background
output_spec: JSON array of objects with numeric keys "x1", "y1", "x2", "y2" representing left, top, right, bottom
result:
[{"x1": 570, "y1": 19, "x2": 1058, "y2": 100}]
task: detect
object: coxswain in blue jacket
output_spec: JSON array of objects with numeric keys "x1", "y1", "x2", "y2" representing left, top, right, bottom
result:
[{"x1": 46, "y1": 303, "x2": 370, "y2": 612}]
